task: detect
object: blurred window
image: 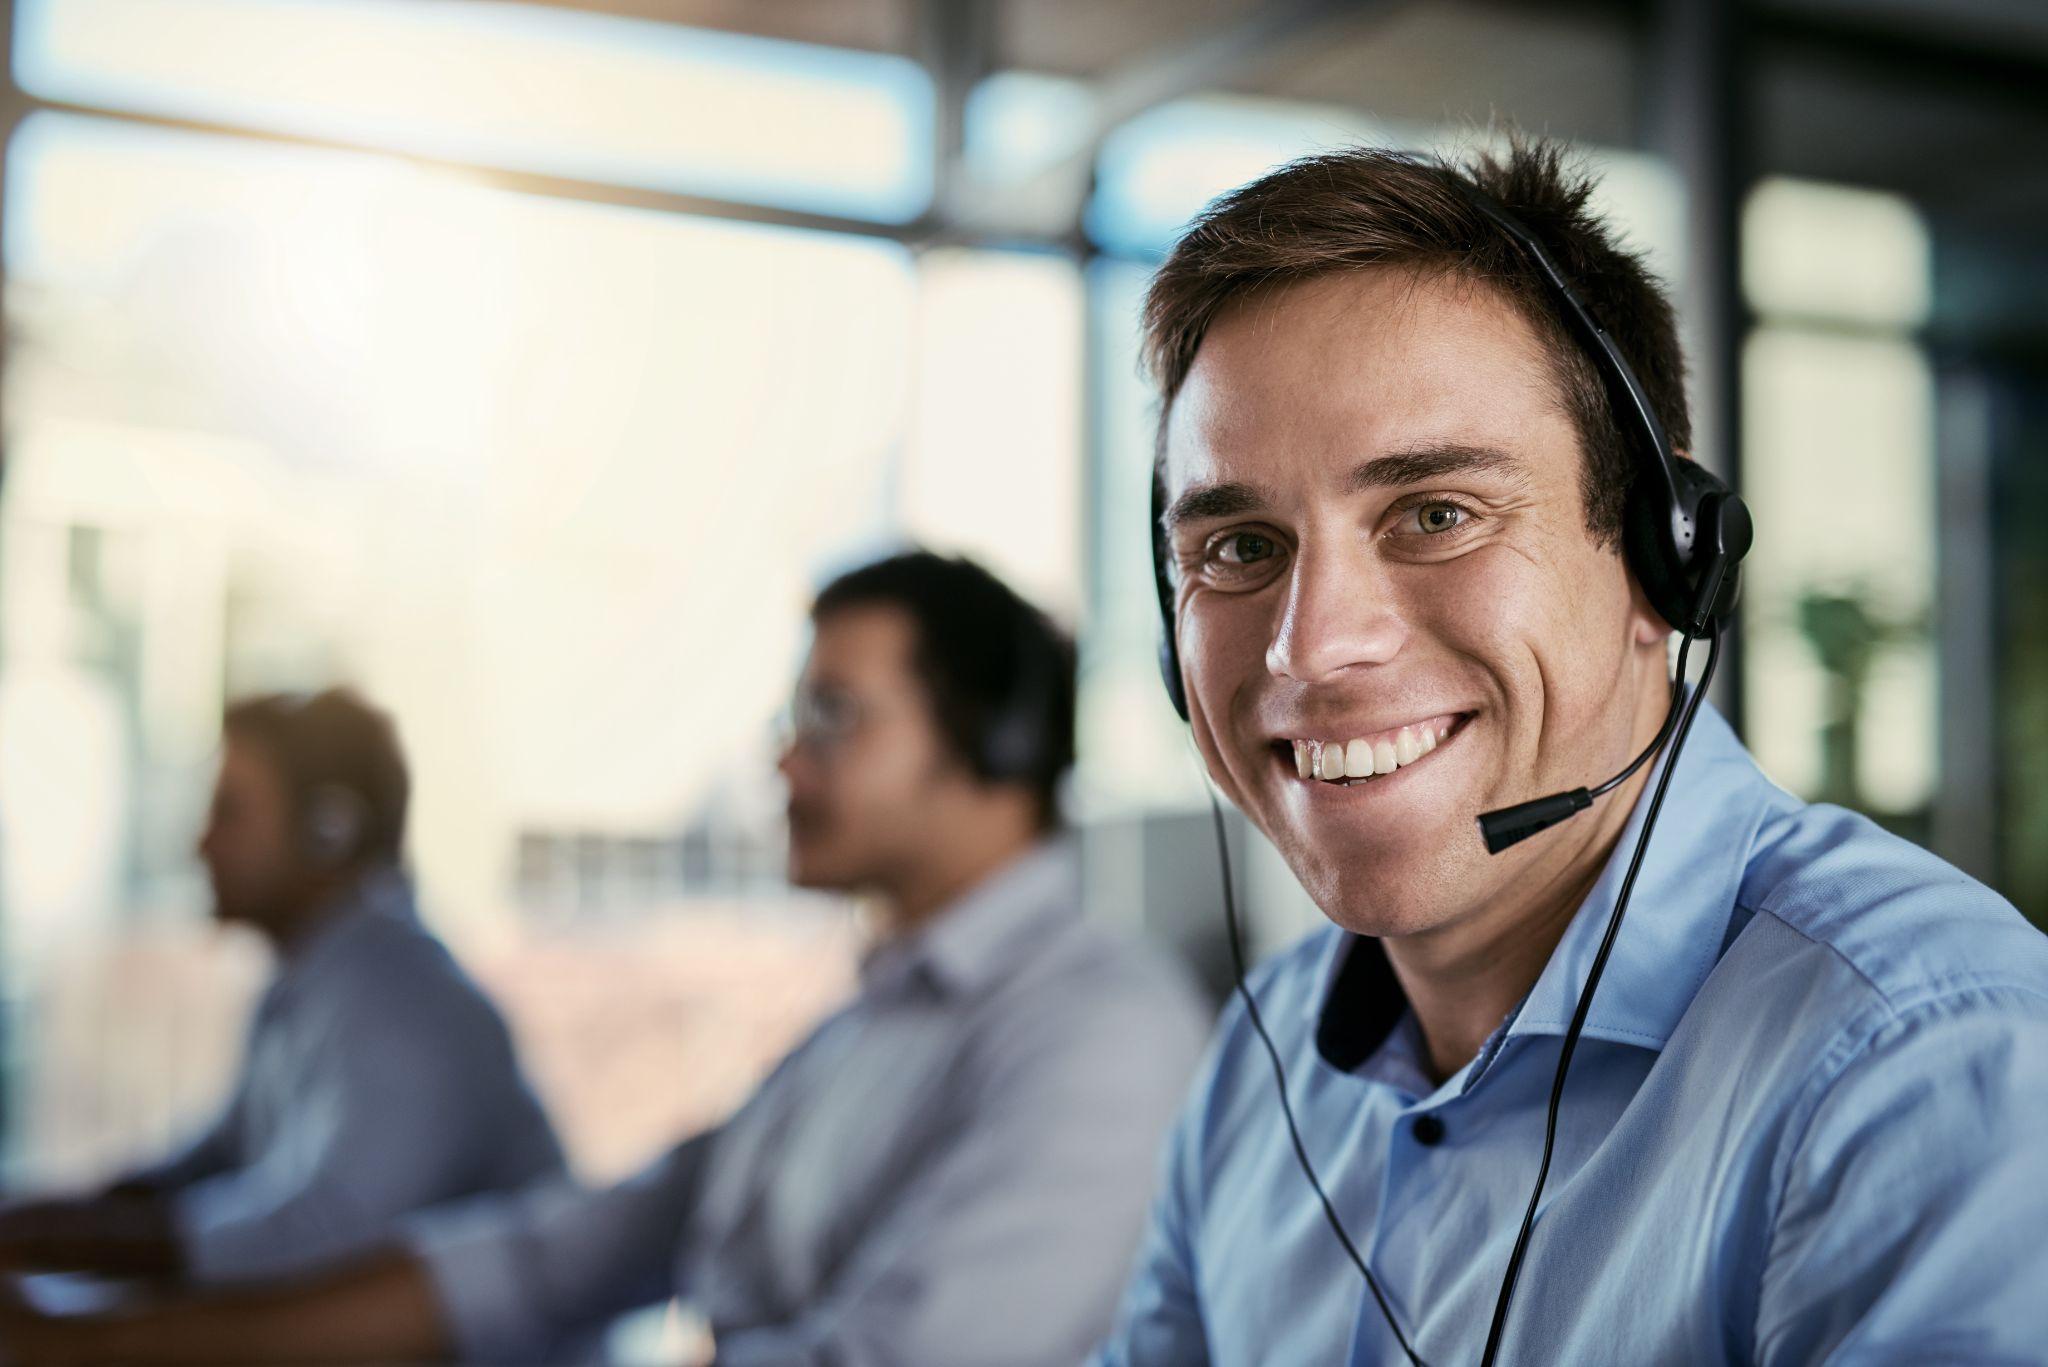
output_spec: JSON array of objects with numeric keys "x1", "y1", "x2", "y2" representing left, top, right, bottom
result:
[
  {"x1": 1, "y1": 109, "x2": 917, "y2": 1182},
  {"x1": 963, "y1": 72, "x2": 1097, "y2": 187},
  {"x1": 1086, "y1": 95, "x2": 1383, "y2": 259},
  {"x1": 901, "y1": 247, "x2": 1084, "y2": 616},
  {"x1": 1740, "y1": 179, "x2": 1936, "y2": 829},
  {"x1": 14, "y1": 0, "x2": 933, "y2": 222},
  {"x1": 1076, "y1": 258, "x2": 1202, "y2": 819}
]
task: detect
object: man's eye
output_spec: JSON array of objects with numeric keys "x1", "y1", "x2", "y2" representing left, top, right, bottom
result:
[
  {"x1": 1413, "y1": 502, "x2": 1465, "y2": 534},
  {"x1": 1215, "y1": 532, "x2": 1277, "y2": 565}
]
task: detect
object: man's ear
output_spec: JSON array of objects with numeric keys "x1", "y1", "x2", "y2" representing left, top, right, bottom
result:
[
  {"x1": 1628, "y1": 579, "x2": 1674, "y2": 648},
  {"x1": 1619, "y1": 539, "x2": 1671, "y2": 649}
]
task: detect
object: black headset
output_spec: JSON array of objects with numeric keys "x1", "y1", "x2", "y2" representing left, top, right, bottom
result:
[
  {"x1": 263, "y1": 691, "x2": 375, "y2": 870},
  {"x1": 300, "y1": 783, "x2": 370, "y2": 868},
  {"x1": 1150, "y1": 166, "x2": 1753, "y2": 1366},
  {"x1": 970, "y1": 597, "x2": 1067, "y2": 787}
]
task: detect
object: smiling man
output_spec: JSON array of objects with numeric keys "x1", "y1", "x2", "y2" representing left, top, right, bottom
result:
[{"x1": 1094, "y1": 144, "x2": 2048, "y2": 1365}]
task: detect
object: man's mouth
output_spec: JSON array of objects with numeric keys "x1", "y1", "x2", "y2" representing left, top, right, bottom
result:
[{"x1": 1272, "y1": 712, "x2": 1472, "y2": 786}]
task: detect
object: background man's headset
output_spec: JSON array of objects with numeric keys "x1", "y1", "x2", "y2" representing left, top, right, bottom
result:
[
  {"x1": 974, "y1": 604, "x2": 1061, "y2": 785},
  {"x1": 301, "y1": 784, "x2": 370, "y2": 869},
  {"x1": 268, "y1": 691, "x2": 374, "y2": 870},
  {"x1": 1149, "y1": 170, "x2": 1753, "y2": 1366}
]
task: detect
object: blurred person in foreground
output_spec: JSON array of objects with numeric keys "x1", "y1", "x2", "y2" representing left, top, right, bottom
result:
[
  {"x1": 0, "y1": 689, "x2": 565, "y2": 1289},
  {"x1": 1093, "y1": 141, "x2": 2048, "y2": 1364},
  {"x1": 0, "y1": 551, "x2": 1210, "y2": 1366}
]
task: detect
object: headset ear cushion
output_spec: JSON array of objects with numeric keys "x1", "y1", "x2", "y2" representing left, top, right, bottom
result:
[
  {"x1": 302, "y1": 786, "x2": 367, "y2": 866},
  {"x1": 1626, "y1": 458, "x2": 1737, "y2": 636},
  {"x1": 980, "y1": 713, "x2": 1038, "y2": 782}
]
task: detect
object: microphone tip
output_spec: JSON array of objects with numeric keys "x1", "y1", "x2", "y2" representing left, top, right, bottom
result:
[{"x1": 1477, "y1": 788, "x2": 1594, "y2": 855}]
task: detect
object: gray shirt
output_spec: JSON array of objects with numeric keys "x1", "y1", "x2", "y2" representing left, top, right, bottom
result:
[
  {"x1": 120, "y1": 867, "x2": 565, "y2": 1284},
  {"x1": 412, "y1": 840, "x2": 1212, "y2": 1366}
]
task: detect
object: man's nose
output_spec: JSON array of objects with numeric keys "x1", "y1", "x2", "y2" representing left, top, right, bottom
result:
[
  {"x1": 777, "y1": 744, "x2": 817, "y2": 788},
  {"x1": 1264, "y1": 542, "x2": 1408, "y2": 685}
]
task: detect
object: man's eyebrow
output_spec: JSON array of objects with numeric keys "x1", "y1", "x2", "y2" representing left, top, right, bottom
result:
[
  {"x1": 1162, "y1": 481, "x2": 1271, "y2": 534},
  {"x1": 1347, "y1": 443, "x2": 1533, "y2": 493},
  {"x1": 1161, "y1": 444, "x2": 1528, "y2": 535}
]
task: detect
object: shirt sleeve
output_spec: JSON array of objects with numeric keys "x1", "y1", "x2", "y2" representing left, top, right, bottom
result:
[
  {"x1": 1755, "y1": 986, "x2": 2048, "y2": 1365},
  {"x1": 408, "y1": 1136, "x2": 713, "y2": 1365},
  {"x1": 169, "y1": 957, "x2": 547, "y2": 1285},
  {"x1": 1089, "y1": 1006, "x2": 1233, "y2": 1367},
  {"x1": 712, "y1": 977, "x2": 1210, "y2": 1367}
]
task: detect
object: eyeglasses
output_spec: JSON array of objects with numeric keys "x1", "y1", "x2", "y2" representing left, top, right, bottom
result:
[
  {"x1": 777, "y1": 680, "x2": 934, "y2": 761},
  {"x1": 776, "y1": 684, "x2": 869, "y2": 759}
]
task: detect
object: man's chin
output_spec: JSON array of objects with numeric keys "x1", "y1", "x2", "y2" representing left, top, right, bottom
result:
[
  {"x1": 1262, "y1": 819, "x2": 1480, "y2": 940},
  {"x1": 786, "y1": 849, "x2": 856, "y2": 894}
]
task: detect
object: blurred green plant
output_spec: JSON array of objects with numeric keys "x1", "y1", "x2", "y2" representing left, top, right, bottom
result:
[{"x1": 1796, "y1": 586, "x2": 1928, "y2": 811}]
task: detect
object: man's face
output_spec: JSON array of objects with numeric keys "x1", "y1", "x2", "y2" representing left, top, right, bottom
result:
[
  {"x1": 196, "y1": 738, "x2": 302, "y2": 929},
  {"x1": 1161, "y1": 267, "x2": 1666, "y2": 938},
  {"x1": 779, "y1": 606, "x2": 966, "y2": 893}
]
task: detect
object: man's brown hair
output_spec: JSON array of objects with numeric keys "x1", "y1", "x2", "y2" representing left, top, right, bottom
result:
[
  {"x1": 1142, "y1": 140, "x2": 1689, "y2": 547},
  {"x1": 224, "y1": 688, "x2": 410, "y2": 863},
  {"x1": 812, "y1": 550, "x2": 1076, "y2": 833}
]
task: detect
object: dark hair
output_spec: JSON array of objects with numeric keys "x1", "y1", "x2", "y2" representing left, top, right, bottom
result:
[
  {"x1": 1142, "y1": 138, "x2": 1689, "y2": 547},
  {"x1": 223, "y1": 688, "x2": 410, "y2": 863},
  {"x1": 812, "y1": 550, "x2": 1075, "y2": 832}
]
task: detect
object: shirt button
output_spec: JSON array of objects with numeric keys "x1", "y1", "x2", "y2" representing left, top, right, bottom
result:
[{"x1": 1411, "y1": 1113, "x2": 1446, "y2": 1146}]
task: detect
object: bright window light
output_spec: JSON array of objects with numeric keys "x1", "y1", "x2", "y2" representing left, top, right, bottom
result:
[
  {"x1": 14, "y1": 0, "x2": 933, "y2": 222},
  {"x1": 1087, "y1": 94, "x2": 1383, "y2": 257},
  {"x1": 901, "y1": 248, "x2": 1084, "y2": 619},
  {"x1": 3, "y1": 110, "x2": 903, "y2": 1180},
  {"x1": 964, "y1": 71, "x2": 1097, "y2": 184},
  {"x1": 1744, "y1": 177, "x2": 1931, "y2": 328},
  {"x1": 1075, "y1": 259, "x2": 1210, "y2": 817}
]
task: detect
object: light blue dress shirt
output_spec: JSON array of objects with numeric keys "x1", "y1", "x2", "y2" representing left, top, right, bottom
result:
[
  {"x1": 118, "y1": 867, "x2": 564, "y2": 1284},
  {"x1": 1097, "y1": 704, "x2": 2048, "y2": 1365},
  {"x1": 412, "y1": 840, "x2": 1212, "y2": 1366}
]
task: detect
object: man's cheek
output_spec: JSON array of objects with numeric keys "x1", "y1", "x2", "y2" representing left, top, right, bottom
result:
[
  {"x1": 1182, "y1": 617, "x2": 1259, "y2": 762},
  {"x1": 1423, "y1": 551, "x2": 1548, "y2": 630}
]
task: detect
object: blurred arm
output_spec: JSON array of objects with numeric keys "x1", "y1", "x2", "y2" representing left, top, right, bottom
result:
[
  {"x1": 170, "y1": 965, "x2": 534, "y2": 1284},
  {"x1": 0, "y1": 1132, "x2": 716, "y2": 1366},
  {"x1": 408, "y1": 1134, "x2": 713, "y2": 1364}
]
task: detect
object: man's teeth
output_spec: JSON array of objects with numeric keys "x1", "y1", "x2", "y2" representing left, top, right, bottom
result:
[
  {"x1": 1291, "y1": 721, "x2": 1451, "y2": 785},
  {"x1": 1318, "y1": 744, "x2": 1345, "y2": 781}
]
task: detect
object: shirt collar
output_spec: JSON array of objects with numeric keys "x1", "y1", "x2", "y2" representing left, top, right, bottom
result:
[
  {"x1": 859, "y1": 838, "x2": 1082, "y2": 1000},
  {"x1": 1313, "y1": 700, "x2": 1786, "y2": 1073}
]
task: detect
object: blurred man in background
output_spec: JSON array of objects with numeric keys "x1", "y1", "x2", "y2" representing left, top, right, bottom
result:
[
  {"x1": 0, "y1": 551, "x2": 1211, "y2": 1366},
  {"x1": 0, "y1": 689, "x2": 564, "y2": 1289}
]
